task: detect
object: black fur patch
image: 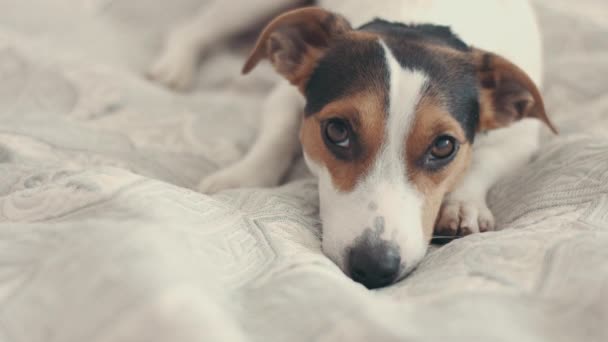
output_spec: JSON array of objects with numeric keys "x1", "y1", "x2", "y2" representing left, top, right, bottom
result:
[
  {"x1": 359, "y1": 19, "x2": 470, "y2": 52},
  {"x1": 303, "y1": 19, "x2": 480, "y2": 142},
  {"x1": 361, "y1": 20, "x2": 479, "y2": 141},
  {"x1": 304, "y1": 37, "x2": 389, "y2": 116}
]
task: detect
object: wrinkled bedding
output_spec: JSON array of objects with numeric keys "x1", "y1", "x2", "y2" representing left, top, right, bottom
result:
[{"x1": 1, "y1": 0, "x2": 607, "y2": 341}]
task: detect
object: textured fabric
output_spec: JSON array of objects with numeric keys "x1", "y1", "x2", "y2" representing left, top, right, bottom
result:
[{"x1": 1, "y1": 1, "x2": 607, "y2": 341}]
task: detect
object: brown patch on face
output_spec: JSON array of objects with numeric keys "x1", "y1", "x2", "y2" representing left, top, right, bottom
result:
[
  {"x1": 405, "y1": 93, "x2": 473, "y2": 241},
  {"x1": 300, "y1": 90, "x2": 387, "y2": 192}
]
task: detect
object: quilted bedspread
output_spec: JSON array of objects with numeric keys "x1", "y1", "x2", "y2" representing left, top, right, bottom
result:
[{"x1": 1, "y1": 0, "x2": 607, "y2": 341}]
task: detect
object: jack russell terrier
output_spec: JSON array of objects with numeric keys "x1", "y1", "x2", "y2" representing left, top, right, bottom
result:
[{"x1": 147, "y1": 0, "x2": 557, "y2": 289}]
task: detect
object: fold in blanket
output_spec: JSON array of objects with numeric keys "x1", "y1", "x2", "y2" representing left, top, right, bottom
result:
[{"x1": 0, "y1": 0, "x2": 607, "y2": 341}]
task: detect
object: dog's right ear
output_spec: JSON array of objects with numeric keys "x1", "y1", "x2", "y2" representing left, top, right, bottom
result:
[{"x1": 242, "y1": 7, "x2": 351, "y2": 92}]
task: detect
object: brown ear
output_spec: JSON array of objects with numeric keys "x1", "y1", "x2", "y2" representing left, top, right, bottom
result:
[
  {"x1": 242, "y1": 7, "x2": 351, "y2": 91},
  {"x1": 474, "y1": 50, "x2": 557, "y2": 134}
]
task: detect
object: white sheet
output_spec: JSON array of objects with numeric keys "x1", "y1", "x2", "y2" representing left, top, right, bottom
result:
[{"x1": 1, "y1": 1, "x2": 607, "y2": 341}]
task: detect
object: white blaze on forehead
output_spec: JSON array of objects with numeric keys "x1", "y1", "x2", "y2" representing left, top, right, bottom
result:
[
  {"x1": 372, "y1": 41, "x2": 428, "y2": 184},
  {"x1": 310, "y1": 40, "x2": 432, "y2": 278}
]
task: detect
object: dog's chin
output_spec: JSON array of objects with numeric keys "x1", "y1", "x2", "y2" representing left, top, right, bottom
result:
[
  {"x1": 392, "y1": 260, "x2": 423, "y2": 284},
  {"x1": 318, "y1": 202, "x2": 433, "y2": 287},
  {"x1": 320, "y1": 240, "x2": 348, "y2": 274},
  {"x1": 306, "y1": 151, "x2": 430, "y2": 287},
  {"x1": 321, "y1": 237, "x2": 428, "y2": 288},
  {"x1": 328, "y1": 257, "x2": 423, "y2": 289}
]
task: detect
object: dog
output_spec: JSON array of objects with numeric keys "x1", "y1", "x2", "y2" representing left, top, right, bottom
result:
[{"x1": 147, "y1": 0, "x2": 557, "y2": 289}]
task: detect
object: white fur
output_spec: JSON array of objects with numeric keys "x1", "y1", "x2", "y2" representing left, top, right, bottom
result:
[
  {"x1": 437, "y1": 119, "x2": 542, "y2": 233},
  {"x1": 198, "y1": 81, "x2": 303, "y2": 193},
  {"x1": 309, "y1": 44, "x2": 429, "y2": 276},
  {"x1": 150, "y1": 0, "x2": 544, "y2": 278}
]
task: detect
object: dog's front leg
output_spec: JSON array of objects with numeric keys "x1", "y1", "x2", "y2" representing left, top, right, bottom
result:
[
  {"x1": 198, "y1": 81, "x2": 304, "y2": 193},
  {"x1": 435, "y1": 120, "x2": 542, "y2": 236}
]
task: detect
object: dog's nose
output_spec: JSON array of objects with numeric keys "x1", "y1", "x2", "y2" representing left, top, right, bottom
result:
[{"x1": 348, "y1": 242, "x2": 401, "y2": 289}]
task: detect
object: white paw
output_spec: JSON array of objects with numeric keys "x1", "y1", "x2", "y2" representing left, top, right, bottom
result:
[
  {"x1": 197, "y1": 163, "x2": 280, "y2": 194},
  {"x1": 146, "y1": 31, "x2": 199, "y2": 91},
  {"x1": 435, "y1": 198, "x2": 495, "y2": 236}
]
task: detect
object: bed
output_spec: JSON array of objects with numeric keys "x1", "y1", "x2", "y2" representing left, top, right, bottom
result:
[{"x1": 1, "y1": 0, "x2": 607, "y2": 341}]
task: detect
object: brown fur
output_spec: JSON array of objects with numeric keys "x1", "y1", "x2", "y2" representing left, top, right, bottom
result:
[
  {"x1": 243, "y1": 7, "x2": 351, "y2": 91},
  {"x1": 300, "y1": 90, "x2": 386, "y2": 192},
  {"x1": 473, "y1": 49, "x2": 558, "y2": 133},
  {"x1": 406, "y1": 95, "x2": 473, "y2": 240}
]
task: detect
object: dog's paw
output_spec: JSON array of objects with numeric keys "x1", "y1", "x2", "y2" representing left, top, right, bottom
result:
[
  {"x1": 435, "y1": 199, "x2": 495, "y2": 236},
  {"x1": 197, "y1": 163, "x2": 280, "y2": 194},
  {"x1": 146, "y1": 33, "x2": 199, "y2": 91}
]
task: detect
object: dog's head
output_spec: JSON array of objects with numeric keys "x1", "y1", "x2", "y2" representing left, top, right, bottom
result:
[{"x1": 243, "y1": 7, "x2": 556, "y2": 289}]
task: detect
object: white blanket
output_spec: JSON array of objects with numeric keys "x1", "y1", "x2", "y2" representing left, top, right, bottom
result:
[{"x1": 1, "y1": 1, "x2": 607, "y2": 341}]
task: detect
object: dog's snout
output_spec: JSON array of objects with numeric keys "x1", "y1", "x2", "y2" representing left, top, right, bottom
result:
[{"x1": 348, "y1": 241, "x2": 401, "y2": 289}]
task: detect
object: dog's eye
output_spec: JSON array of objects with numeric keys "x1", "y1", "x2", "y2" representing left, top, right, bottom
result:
[
  {"x1": 421, "y1": 135, "x2": 459, "y2": 171},
  {"x1": 430, "y1": 135, "x2": 456, "y2": 159},
  {"x1": 325, "y1": 119, "x2": 350, "y2": 148}
]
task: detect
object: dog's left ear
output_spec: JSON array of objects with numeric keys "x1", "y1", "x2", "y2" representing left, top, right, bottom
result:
[
  {"x1": 473, "y1": 50, "x2": 557, "y2": 134},
  {"x1": 242, "y1": 7, "x2": 351, "y2": 92}
]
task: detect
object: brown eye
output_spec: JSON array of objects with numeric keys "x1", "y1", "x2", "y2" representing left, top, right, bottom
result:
[
  {"x1": 325, "y1": 119, "x2": 350, "y2": 148},
  {"x1": 430, "y1": 135, "x2": 456, "y2": 159}
]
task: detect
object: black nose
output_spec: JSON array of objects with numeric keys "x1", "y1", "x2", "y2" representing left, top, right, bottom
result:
[{"x1": 348, "y1": 242, "x2": 401, "y2": 289}]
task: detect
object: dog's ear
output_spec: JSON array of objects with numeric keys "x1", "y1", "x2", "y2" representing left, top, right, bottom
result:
[
  {"x1": 473, "y1": 50, "x2": 557, "y2": 134},
  {"x1": 242, "y1": 7, "x2": 351, "y2": 91}
]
